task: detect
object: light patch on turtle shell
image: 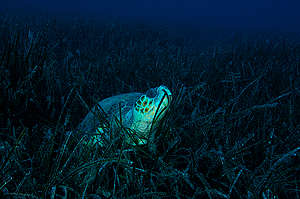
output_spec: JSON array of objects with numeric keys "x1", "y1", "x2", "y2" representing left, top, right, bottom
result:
[{"x1": 85, "y1": 127, "x2": 106, "y2": 146}]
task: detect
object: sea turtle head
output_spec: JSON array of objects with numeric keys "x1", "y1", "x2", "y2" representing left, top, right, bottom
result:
[{"x1": 130, "y1": 85, "x2": 172, "y2": 144}]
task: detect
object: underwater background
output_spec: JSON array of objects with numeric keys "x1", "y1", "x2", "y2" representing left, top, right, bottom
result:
[{"x1": 0, "y1": 0, "x2": 300, "y2": 198}]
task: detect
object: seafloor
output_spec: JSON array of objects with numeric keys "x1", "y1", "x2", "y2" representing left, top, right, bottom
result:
[{"x1": 0, "y1": 15, "x2": 299, "y2": 198}]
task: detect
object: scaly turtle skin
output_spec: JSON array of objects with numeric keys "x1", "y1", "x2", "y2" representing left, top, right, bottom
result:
[{"x1": 77, "y1": 85, "x2": 172, "y2": 146}]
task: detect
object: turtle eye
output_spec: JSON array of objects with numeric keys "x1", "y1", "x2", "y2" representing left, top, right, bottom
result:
[{"x1": 146, "y1": 88, "x2": 157, "y2": 98}]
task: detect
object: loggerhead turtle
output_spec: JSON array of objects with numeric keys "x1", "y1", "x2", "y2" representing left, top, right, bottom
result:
[{"x1": 77, "y1": 85, "x2": 172, "y2": 146}]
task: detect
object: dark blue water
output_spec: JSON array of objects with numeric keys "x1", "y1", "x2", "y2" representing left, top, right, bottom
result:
[{"x1": 2, "y1": 0, "x2": 300, "y2": 32}]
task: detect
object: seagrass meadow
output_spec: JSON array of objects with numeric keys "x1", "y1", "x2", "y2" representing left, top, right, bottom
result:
[{"x1": 0, "y1": 15, "x2": 300, "y2": 199}]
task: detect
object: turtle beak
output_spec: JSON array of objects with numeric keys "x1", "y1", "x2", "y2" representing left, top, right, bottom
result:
[{"x1": 158, "y1": 85, "x2": 172, "y2": 104}]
